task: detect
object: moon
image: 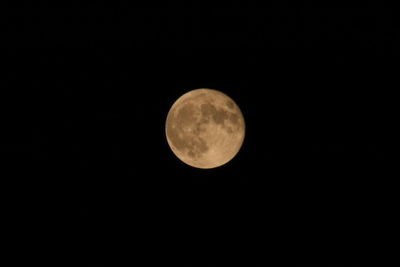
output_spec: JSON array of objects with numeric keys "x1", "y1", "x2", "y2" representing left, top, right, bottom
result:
[{"x1": 165, "y1": 88, "x2": 245, "y2": 169}]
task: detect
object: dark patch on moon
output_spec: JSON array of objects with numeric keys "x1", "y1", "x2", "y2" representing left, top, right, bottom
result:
[
  {"x1": 194, "y1": 117, "x2": 210, "y2": 134},
  {"x1": 226, "y1": 100, "x2": 235, "y2": 110},
  {"x1": 212, "y1": 108, "x2": 229, "y2": 125},
  {"x1": 194, "y1": 124, "x2": 204, "y2": 135},
  {"x1": 186, "y1": 136, "x2": 208, "y2": 159},
  {"x1": 201, "y1": 102, "x2": 229, "y2": 125},
  {"x1": 200, "y1": 103, "x2": 217, "y2": 117},
  {"x1": 196, "y1": 136, "x2": 208, "y2": 153},
  {"x1": 188, "y1": 151, "x2": 195, "y2": 158},
  {"x1": 199, "y1": 117, "x2": 209, "y2": 125},
  {"x1": 176, "y1": 103, "x2": 196, "y2": 127},
  {"x1": 229, "y1": 113, "x2": 239, "y2": 125}
]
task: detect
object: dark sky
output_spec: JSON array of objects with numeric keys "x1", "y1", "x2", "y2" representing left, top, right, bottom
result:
[{"x1": 4, "y1": 4, "x2": 393, "y2": 266}]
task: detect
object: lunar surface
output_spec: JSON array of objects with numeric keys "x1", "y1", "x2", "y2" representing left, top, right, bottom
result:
[{"x1": 165, "y1": 88, "x2": 245, "y2": 169}]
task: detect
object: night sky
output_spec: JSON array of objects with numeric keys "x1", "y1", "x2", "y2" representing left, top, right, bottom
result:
[{"x1": 5, "y1": 3, "x2": 392, "y2": 266}]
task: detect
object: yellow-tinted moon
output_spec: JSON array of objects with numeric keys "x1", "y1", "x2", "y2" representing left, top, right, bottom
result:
[{"x1": 165, "y1": 88, "x2": 245, "y2": 169}]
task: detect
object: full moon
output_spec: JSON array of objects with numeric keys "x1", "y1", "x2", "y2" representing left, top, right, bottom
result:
[{"x1": 165, "y1": 88, "x2": 245, "y2": 169}]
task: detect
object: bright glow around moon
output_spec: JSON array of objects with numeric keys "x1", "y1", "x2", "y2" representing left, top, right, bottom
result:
[{"x1": 165, "y1": 88, "x2": 245, "y2": 169}]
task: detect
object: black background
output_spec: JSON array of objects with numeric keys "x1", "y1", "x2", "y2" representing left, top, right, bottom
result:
[{"x1": 4, "y1": 3, "x2": 394, "y2": 266}]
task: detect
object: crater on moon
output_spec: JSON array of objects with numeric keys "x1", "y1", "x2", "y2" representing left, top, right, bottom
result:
[{"x1": 165, "y1": 88, "x2": 245, "y2": 169}]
